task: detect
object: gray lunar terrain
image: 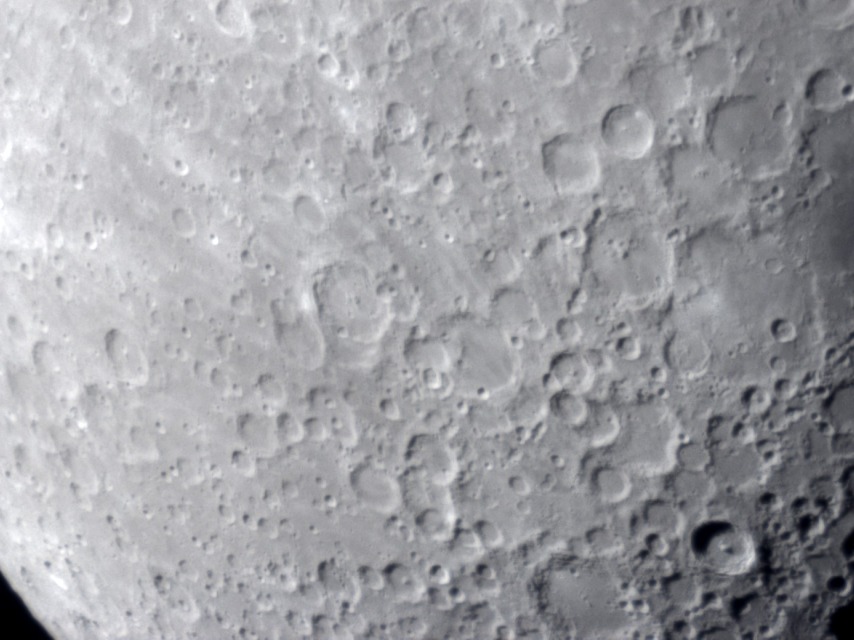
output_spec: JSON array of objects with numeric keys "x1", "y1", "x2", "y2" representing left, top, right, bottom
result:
[{"x1": 2, "y1": 0, "x2": 854, "y2": 638}]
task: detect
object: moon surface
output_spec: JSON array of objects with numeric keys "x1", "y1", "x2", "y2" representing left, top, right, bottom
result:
[{"x1": 1, "y1": 1, "x2": 854, "y2": 639}]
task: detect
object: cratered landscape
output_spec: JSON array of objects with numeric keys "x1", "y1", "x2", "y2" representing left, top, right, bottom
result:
[{"x1": 1, "y1": 1, "x2": 854, "y2": 639}]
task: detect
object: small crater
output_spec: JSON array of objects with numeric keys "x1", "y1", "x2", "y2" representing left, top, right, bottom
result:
[
  {"x1": 541, "y1": 134, "x2": 601, "y2": 195},
  {"x1": 691, "y1": 520, "x2": 756, "y2": 575}
]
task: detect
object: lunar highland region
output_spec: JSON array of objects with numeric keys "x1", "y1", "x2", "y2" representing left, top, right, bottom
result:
[{"x1": 2, "y1": 1, "x2": 854, "y2": 639}]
